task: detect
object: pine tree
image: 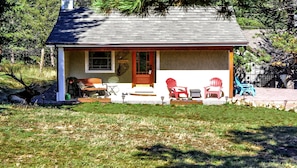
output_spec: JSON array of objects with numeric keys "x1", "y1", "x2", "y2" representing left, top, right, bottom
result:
[{"x1": 0, "y1": 0, "x2": 60, "y2": 66}]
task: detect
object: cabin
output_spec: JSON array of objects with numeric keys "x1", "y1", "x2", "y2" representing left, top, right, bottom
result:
[{"x1": 46, "y1": 1, "x2": 248, "y2": 101}]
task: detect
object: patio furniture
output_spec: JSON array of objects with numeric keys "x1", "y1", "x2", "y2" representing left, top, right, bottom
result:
[
  {"x1": 235, "y1": 77, "x2": 256, "y2": 96},
  {"x1": 190, "y1": 89, "x2": 201, "y2": 98},
  {"x1": 106, "y1": 76, "x2": 120, "y2": 95},
  {"x1": 107, "y1": 85, "x2": 118, "y2": 95},
  {"x1": 77, "y1": 78, "x2": 108, "y2": 97},
  {"x1": 204, "y1": 77, "x2": 223, "y2": 99},
  {"x1": 66, "y1": 76, "x2": 80, "y2": 98},
  {"x1": 166, "y1": 78, "x2": 188, "y2": 98}
]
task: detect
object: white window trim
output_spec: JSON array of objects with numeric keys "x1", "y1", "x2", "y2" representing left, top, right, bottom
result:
[{"x1": 85, "y1": 51, "x2": 115, "y2": 73}]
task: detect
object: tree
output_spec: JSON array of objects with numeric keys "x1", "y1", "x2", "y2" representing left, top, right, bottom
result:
[
  {"x1": 92, "y1": 0, "x2": 296, "y2": 31},
  {"x1": 0, "y1": 0, "x2": 14, "y2": 59},
  {"x1": 262, "y1": 31, "x2": 297, "y2": 67},
  {"x1": 0, "y1": 0, "x2": 59, "y2": 67},
  {"x1": 233, "y1": 0, "x2": 296, "y2": 31},
  {"x1": 26, "y1": 0, "x2": 60, "y2": 69},
  {"x1": 92, "y1": 0, "x2": 234, "y2": 18}
]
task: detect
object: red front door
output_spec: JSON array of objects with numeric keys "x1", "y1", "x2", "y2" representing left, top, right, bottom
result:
[{"x1": 132, "y1": 51, "x2": 155, "y2": 87}]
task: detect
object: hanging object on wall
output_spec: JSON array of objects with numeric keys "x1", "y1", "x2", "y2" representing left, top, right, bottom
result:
[
  {"x1": 117, "y1": 53, "x2": 129, "y2": 76},
  {"x1": 117, "y1": 62, "x2": 129, "y2": 76}
]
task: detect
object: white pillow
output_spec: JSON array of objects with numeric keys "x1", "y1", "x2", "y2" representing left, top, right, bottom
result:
[
  {"x1": 208, "y1": 86, "x2": 221, "y2": 91},
  {"x1": 173, "y1": 86, "x2": 186, "y2": 91},
  {"x1": 93, "y1": 84, "x2": 105, "y2": 88}
]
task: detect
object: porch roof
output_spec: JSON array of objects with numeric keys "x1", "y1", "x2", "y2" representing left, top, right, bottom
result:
[{"x1": 46, "y1": 7, "x2": 248, "y2": 47}]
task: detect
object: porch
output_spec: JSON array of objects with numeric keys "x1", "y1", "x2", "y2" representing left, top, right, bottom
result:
[{"x1": 75, "y1": 85, "x2": 227, "y2": 105}]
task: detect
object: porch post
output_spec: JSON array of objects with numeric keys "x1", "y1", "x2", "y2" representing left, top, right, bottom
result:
[
  {"x1": 156, "y1": 50, "x2": 160, "y2": 70},
  {"x1": 57, "y1": 47, "x2": 66, "y2": 101},
  {"x1": 229, "y1": 48, "x2": 234, "y2": 98}
]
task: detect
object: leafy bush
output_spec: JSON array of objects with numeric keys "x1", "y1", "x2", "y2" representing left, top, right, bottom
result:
[{"x1": 237, "y1": 17, "x2": 265, "y2": 29}]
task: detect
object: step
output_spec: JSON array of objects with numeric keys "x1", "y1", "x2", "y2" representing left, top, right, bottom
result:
[
  {"x1": 134, "y1": 84, "x2": 152, "y2": 87},
  {"x1": 129, "y1": 87, "x2": 156, "y2": 96}
]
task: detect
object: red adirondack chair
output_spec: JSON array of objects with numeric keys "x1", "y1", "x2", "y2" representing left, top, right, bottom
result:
[
  {"x1": 204, "y1": 77, "x2": 223, "y2": 99},
  {"x1": 166, "y1": 78, "x2": 188, "y2": 98}
]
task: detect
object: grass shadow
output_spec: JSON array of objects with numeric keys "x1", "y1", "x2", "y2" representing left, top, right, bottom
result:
[
  {"x1": 134, "y1": 126, "x2": 297, "y2": 167},
  {"x1": 0, "y1": 107, "x2": 7, "y2": 113},
  {"x1": 0, "y1": 107, "x2": 15, "y2": 116}
]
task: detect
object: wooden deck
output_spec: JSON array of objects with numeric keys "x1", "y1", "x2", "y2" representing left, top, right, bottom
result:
[
  {"x1": 170, "y1": 99, "x2": 203, "y2": 105},
  {"x1": 77, "y1": 97, "x2": 111, "y2": 103}
]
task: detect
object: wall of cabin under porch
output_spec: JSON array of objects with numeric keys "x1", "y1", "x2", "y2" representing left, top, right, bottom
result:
[{"x1": 154, "y1": 50, "x2": 231, "y2": 99}]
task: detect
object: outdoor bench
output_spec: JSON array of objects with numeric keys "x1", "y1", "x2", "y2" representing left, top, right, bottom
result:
[{"x1": 77, "y1": 78, "x2": 107, "y2": 97}]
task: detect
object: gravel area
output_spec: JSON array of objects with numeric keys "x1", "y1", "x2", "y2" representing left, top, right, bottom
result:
[
  {"x1": 233, "y1": 87, "x2": 297, "y2": 111},
  {"x1": 234, "y1": 87, "x2": 297, "y2": 101}
]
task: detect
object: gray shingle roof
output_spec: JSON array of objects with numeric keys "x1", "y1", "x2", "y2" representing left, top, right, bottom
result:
[{"x1": 46, "y1": 7, "x2": 248, "y2": 47}]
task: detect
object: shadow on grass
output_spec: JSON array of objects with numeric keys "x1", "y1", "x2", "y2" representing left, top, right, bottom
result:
[
  {"x1": 0, "y1": 107, "x2": 11, "y2": 116},
  {"x1": 135, "y1": 126, "x2": 297, "y2": 167}
]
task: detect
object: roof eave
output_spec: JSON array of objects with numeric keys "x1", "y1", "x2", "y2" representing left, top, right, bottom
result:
[{"x1": 46, "y1": 42, "x2": 248, "y2": 48}]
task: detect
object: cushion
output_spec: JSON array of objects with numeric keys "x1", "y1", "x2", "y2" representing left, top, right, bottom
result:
[
  {"x1": 77, "y1": 81, "x2": 86, "y2": 89},
  {"x1": 93, "y1": 83, "x2": 106, "y2": 89},
  {"x1": 207, "y1": 86, "x2": 221, "y2": 91},
  {"x1": 173, "y1": 86, "x2": 186, "y2": 91}
]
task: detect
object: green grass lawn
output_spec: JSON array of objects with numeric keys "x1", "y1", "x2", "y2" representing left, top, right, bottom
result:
[
  {"x1": 0, "y1": 64, "x2": 56, "y2": 88},
  {"x1": 0, "y1": 103, "x2": 296, "y2": 167}
]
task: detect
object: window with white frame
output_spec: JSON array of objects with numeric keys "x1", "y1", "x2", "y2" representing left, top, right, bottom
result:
[{"x1": 85, "y1": 51, "x2": 115, "y2": 73}]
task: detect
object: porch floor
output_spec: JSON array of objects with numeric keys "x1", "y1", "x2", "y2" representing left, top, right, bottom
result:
[
  {"x1": 74, "y1": 87, "x2": 297, "y2": 108},
  {"x1": 102, "y1": 86, "x2": 227, "y2": 105},
  {"x1": 91, "y1": 94, "x2": 226, "y2": 105}
]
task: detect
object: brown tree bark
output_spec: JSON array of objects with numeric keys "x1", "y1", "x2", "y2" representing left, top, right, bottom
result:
[
  {"x1": 40, "y1": 48, "x2": 45, "y2": 73},
  {"x1": 10, "y1": 50, "x2": 14, "y2": 63},
  {"x1": 50, "y1": 46, "x2": 55, "y2": 67}
]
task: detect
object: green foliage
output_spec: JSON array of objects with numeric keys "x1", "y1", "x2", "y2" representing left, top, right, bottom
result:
[
  {"x1": 30, "y1": 56, "x2": 41, "y2": 63},
  {"x1": 234, "y1": 46, "x2": 271, "y2": 73},
  {"x1": 233, "y1": 0, "x2": 291, "y2": 30},
  {"x1": 92, "y1": 0, "x2": 222, "y2": 16},
  {"x1": 91, "y1": 0, "x2": 295, "y2": 31},
  {"x1": 234, "y1": 48, "x2": 255, "y2": 66},
  {"x1": 236, "y1": 17, "x2": 265, "y2": 29},
  {"x1": 257, "y1": 49, "x2": 272, "y2": 62},
  {"x1": 0, "y1": 0, "x2": 15, "y2": 43},
  {"x1": 0, "y1": 0, "x2": 60, "y2": 62},
  {"x1": 269, "y1": 32, "x2": 297, "y2": 54}
]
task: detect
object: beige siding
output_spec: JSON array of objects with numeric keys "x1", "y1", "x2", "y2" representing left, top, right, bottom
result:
[
  {"x1": 114, "y1": 51, "x2": 132, "y2": 83},
  {"x1": 64, "y1": 51, "x2": 71, "y2": 78},
  {"x1": 160, "y1": 50, "x2": 228, "y2": 70},
  {"x1": 65, "y1": 51, "x2": 84, "y2": 78},
  {"x1": 65, "y1": 51, "x2": 132, "y2": 83},
  {"x1": 65, "y1": 50, "x2": 229, "y2": 84}
]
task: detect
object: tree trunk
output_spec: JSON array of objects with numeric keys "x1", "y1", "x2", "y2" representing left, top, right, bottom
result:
[
  {"x1": 10, "y1": 50, "x2": 15, "y2": 63},
  {"x1": 50, "y1": 46, "x2": 55, "y2": 67},
  {"x1": 40, "y1": 48, "x2": 45, "y2": 73}
]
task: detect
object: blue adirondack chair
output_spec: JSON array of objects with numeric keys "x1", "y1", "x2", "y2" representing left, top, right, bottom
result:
[{"x1": 235, "y1": 77, "x2": 256, "y2": 96}]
